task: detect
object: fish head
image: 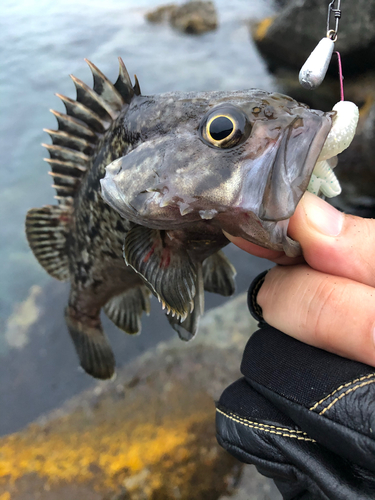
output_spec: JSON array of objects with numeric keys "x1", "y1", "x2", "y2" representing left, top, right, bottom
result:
[{"x1": 101, "y1": 90, "x2": 335, "y2": 256}]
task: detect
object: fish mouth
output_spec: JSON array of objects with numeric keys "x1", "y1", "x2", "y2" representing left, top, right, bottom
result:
[{"x1": 258, "y1": 111, "x2": 335, "y2": 222}]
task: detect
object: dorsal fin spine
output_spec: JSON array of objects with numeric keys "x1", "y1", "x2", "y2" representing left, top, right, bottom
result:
[
  {"x1": 42, "y1": 143, "x2": 90, "y2": 165},
  {"x1": 50, "y1": 110, "x2": 97, "y2": 140},
  {"x1": 43, "y1": 129, "x2": 96, "y2": 155},
  {"x1": 84, "y1": 59, "x2": 125, "y2": 111},
  {"x1": 44, "y1": 158, "x2": 87, "y2": 173},
  {"x1": 56, "y1": 93, "x2": 109, "y2": 133},
  {"x1": 114, "y1": 57, "x2": 135, "y2": 104},
  {"x1": 133, "y1": 75, "x2": 141, "y2": 96}
]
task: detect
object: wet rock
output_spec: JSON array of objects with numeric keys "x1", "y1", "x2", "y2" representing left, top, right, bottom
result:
[
  {"x1": 146, "y1": 1, "x2": 218, "y2": 35},
  {"x1": 250, "y1": 0, "x2": 375, "y2": 76},
  {"x1": 0, "y1": 294, "x2": 281, "y2": 499}
]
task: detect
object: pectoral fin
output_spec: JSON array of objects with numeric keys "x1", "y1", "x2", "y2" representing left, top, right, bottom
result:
[
  {"x1": 123, "y1": 225, "x2": 197, "y2": 320},
  {"x1": 166, "y1": 264, "x2": 204, "y2": 341}
]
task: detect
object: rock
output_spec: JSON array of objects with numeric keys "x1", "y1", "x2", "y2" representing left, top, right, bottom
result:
[
  {"x1": 146, "y1": 1, "x2": 218, "y2": 35},
  {"x1": 170, "y1": 0, "x2": 217, "y2": 34},
  {"x1": 0, "y1": 294, "x2": 281, "y2": 499},
  {"x1": 251, "y1": 0, "x2": 375, "y2": 76}
]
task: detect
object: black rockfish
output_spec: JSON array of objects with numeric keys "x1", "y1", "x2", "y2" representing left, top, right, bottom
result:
[{"x1": 26, "y1": 58, "x2": 338, "y2": 379}]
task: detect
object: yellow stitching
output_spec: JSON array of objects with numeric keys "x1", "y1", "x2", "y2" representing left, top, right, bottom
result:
[
  {"x1": 309, "y1": 373, "x2": 375, "y2": 411},
  {"x1": 319, "y1": 380, "x2": 375, "y2": 415},
  {"x1": 225, "y1": 410, "x2": 307, "y2": 435},
  {"x1": 216, "y1": 408, "x2": 316, "y2": 442}
]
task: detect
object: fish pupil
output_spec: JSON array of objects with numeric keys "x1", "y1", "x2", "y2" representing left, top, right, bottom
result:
[{"x1": 209, "y1": 116, "x2": 234, "y2": 141}]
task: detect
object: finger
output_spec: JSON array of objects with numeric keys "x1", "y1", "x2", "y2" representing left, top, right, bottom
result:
[
  {"x1": 258, "y1": 265, "x2": 375, "y2": 367},
  {"x1": 288, "y1": 191, "x2": 375, "y2": 287},
  {"x1": 222, "y1": 231, "x2": 304, "y2": 266}
]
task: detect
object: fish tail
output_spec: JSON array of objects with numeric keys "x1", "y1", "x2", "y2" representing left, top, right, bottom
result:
[{"x1": 65, "y1": 305, "x2": 115, "y2": 380}]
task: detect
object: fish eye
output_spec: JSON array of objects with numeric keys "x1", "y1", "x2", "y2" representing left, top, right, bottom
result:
[{"x1": 200, "y1": 105, "x2": 251, "y2": 149}]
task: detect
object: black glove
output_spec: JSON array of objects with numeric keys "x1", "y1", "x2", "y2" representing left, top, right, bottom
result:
[{"x1": 216, "y1": 273, "x2": 375, "y2": 500}]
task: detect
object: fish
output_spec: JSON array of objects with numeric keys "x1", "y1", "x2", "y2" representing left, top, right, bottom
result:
[{"x1": 25, "y1": 58, "x2": 342, "y2": 380}]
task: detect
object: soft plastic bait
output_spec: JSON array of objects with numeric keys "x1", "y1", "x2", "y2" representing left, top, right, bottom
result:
[{"x1": 307, "y1": 100, "x2": 359, "y2": 197}]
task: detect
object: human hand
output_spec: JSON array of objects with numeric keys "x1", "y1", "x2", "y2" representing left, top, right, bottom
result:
[{"x1": 224, "y1": 191, "x2": 375, "y2": 367}]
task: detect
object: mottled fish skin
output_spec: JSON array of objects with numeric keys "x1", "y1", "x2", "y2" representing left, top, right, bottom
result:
[{"x1": 25, "y1": 59, "x2": 333, "y2": 380}]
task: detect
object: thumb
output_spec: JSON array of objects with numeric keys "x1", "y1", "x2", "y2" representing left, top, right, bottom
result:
[{"x1": 288, "y1": 191, "x2": 375, "y2": 287}]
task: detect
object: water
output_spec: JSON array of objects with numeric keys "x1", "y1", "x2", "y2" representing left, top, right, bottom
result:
[{"x1": 0, "y1": 0, "x2": 276, "y2": 434}]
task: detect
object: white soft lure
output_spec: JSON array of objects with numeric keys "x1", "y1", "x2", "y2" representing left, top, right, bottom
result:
[{"x1": 307, "y1": 100, "x2": 359, "y2": 197}]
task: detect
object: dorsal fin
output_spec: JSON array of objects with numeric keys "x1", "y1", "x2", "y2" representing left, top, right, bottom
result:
[{"x1": 46, "y1": 59, "x2": 140, "y2": 205}]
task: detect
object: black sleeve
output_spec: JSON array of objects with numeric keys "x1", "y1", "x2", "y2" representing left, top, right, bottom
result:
[{"x1": 216, "y1": 276, "x2": 375, "y2": 500}]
